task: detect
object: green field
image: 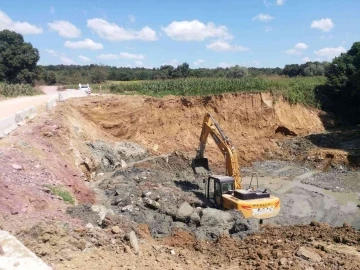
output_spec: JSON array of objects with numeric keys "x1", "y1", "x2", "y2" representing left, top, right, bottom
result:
[{"x1": 76, "y1": 76, "x2": 325, "y2": 108}]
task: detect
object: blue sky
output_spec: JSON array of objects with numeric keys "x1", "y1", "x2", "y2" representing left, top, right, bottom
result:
[{"x1": 0, "y1": 0, "x2": 359, "y2": 68}]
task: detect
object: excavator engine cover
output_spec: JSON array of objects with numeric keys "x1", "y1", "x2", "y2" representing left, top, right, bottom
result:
[
  {"x1": 234, "y1": 189, "x2": 270, "y2": 200},
  {"x1": 191, "y1": 158, "x2": 211, "y2": 174}
]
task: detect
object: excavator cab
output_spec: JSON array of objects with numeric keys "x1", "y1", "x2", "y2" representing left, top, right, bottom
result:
[
  {"x1": 205, "y1": 175, "x2": 235, "y2": 207},
  {"x1": 191, "y1": 157, "x2": 210, "y2": 174}
]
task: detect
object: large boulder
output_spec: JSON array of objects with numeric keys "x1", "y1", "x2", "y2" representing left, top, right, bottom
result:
[
  {"x1": 195, "y1": 208, "x2": 259, "y2": 240},
  {"x1": 199, "y1": 208, "x2": 234, "y2": 229},
  {"x1": 176, "y1": 201, "x2": 194, "y2": 221}
]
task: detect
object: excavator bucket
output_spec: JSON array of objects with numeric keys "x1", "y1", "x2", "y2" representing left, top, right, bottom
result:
[{"x1": 191, "y1": 158, "x2": 211, "y2": 174}]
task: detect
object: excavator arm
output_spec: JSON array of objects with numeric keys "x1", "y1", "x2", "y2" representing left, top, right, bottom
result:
[{"x1": 192, "y1": 113, "x2": 242, "y2": 189}]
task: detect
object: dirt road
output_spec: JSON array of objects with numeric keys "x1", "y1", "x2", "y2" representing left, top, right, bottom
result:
[{"x1": 0, "y1": 86, "x2": 57, "y2": 119}]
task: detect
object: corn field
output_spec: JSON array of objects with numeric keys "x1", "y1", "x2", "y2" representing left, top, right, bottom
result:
[
  {"x1": 108, "y1": 76, "x2": 326, "y2": 107},
  {"x1": 0, "y1": 83, "x2": 40, "y2": 97}
]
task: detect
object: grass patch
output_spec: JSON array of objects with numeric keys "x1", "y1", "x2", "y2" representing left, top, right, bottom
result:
[
  {"x1": 0, "y1": 83, "x2": 42, "y2": 97},
  {"x1": 45, "y1": 185, "x2": 75, "y2": 205}
]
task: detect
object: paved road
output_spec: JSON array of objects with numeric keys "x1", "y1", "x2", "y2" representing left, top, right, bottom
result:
[{"x1": 0, "y1": 86, "x2": 58, "y2": 119}]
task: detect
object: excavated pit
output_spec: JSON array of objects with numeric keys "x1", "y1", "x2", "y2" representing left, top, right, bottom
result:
[{"x1": 1, "y1": 92, "x2": 360, "y2": 269}]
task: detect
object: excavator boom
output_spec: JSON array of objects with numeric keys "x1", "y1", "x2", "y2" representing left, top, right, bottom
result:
[{"x1": 192, "y1": 113, "x2": 242, "y2": 189}]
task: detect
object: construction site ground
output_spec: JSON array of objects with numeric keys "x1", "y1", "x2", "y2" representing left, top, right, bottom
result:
[{"x1": 0, "y1": 93, "x2": 359, "y2": 269}]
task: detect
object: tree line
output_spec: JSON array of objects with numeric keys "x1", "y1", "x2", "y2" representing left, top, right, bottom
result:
[
  {"x1": 38, "y1": 61, "x2": 331, "y2": 85},
  {"x1": 0, "y1": 30, "x2": 359, "y2": 124}
]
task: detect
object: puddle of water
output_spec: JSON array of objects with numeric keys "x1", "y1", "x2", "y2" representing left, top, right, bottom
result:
[{"x1": 243, "y1": 175, "x2": 360, "y2": 208}]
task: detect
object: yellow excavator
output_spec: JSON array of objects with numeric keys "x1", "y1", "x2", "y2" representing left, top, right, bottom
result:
[{"x1": 192, "y1": 113, "x2": 280, "y2": 219}]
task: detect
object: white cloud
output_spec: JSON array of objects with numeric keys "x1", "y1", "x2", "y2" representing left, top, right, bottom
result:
[
  {"x1": 97, "y1": 52, "x2": 144, "y2": 60},
  {"x1": 219, "y1": 62, "x2": 234, "y2": 68},
  {"x1": 302, "y1": 57, "x2": 311, "y2": 62},
  {"x1": 60, "y1": 56, "x2": 75, "y2": 65},
  {"x1": 276, "y1": 0, "x2": 285, "y2": 5},
  {"x1": 78, "y1": 55, "x2": 91, "y2": 62},
  {"x1": 265, "y1": 26, "x2": 273, "y2": 32},
  {"x1": 64, "y1": 39, "x2": 103, "y2": 50},
  {"x1": 134, "y1": 60, "x2": 143, "y2": 66},
  {"x1": 286, "y1": 42, "x2": 308, "y2": 55},
  {"x1": 294, "y1": 42, "x2": 308, "y2": 50},
  {"x1": 0, "y1": 10, "x2": 42, "y2": 35},
  {"x1": 48, "y1": 20, "x2": 81, "y2": 38},
  {"x1": 128, "y1": 15, "x2": 136, "y2": 23},
  {"x1": 162, "y1": 20, "x2": 232, "y2": 41},
  {"x1": 46, "y1": 49, "x2": 76, "y2": 65},
  {"x1": 50, "y1": 6, "x2": 55, "y2": 14},
  {"x1": 311, "y1": 18, "x2": 334, "y2": 32},
  {"x1": 193, "y1": 59, "x2": 205, "y2": 67},
  {"x1": 285, "y1": 49, "x2": 302, "y2": 55},
  {"x1": 252, "y1": 13, "x2": 274, "y2": 22},
  {"x1": 87, "y1": 18, "x2": 157, "y2": 41},
  {"x1": 97, "y1": 54, "x2": 118, "y2": 60},
  {"x1": 314, "y1": 46, "x2": 346, "y2": 59},
  {"x1": 46, "y1": 49, "x2": 58, "y2": 57},
  {"x1": 207, "y1": 40, "x2": 249, "y2": 52},
  {"x1": 119, "y1": 52, "x2": 144, "y2": 60}
]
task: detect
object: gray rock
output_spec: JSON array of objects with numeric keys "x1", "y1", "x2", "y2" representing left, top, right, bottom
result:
[
  {"x1": 176, "y1": 201, "x2": 194, "y2": 221},
  {"x1": 189, "y1": 212, "x2": 201, "y2": 224},
  {"x1": 128, "y1": 231, "x2": 140, "y2": 255},
  {"x1": 143, "y1": 197, "x2": 160, "y2": 210},
  {"x1": 296, "y1": 246, "x2": 321, "y2": 263},
  {"x1": 106, "y1": 209, "x2": 115, "y2": 216},
  {"x1": 85, "y1": 223, "x2": 94, "y2": 229},
  {"x1": 91, "y1": 205, "x2": 108, "y2": 225},
  {"x1": 121, "y1": 205, "x2": 134, "y2": 212},
  {"x1": 121, "y1": 160, "x2": 127, "y2": 168},
  {"x1": 200, "y1": 208, "x2": 233, "y2": 229},
  {"x1": 12, "y1": 164, "x2": 23, "y2": 170}
]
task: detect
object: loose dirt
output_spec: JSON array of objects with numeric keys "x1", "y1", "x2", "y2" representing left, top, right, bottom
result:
[
  {"x1": 71, "y1": 93, "x2": 325, "y2": 165},
  {"x1": 0, "y1": 92, "x2": 359, "y2": 269}
]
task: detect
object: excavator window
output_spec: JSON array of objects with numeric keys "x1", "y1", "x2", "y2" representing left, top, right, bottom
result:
[
  {"x1": 222, "y1": 183, "x2": 234, "y2": 193},
  {"x1": 214, "y1": 182, "x2": 222, "y2": 205},
  {"x1": 207, "y1": 177, "x2": 215, "y2": 200}
]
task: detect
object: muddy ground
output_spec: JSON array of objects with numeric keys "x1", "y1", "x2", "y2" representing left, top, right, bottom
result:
[{"x1": 1, "y1": 93, "x2": 360, "y2": 269}]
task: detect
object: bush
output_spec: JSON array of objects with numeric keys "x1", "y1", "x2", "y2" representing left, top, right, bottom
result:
[{"x1": 0, "y1": 83, "x2": 40, "y2": 97}]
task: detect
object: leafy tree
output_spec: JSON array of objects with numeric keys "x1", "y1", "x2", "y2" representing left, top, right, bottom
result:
[
  {"x1": 226, "y1": 65, "x2": 248, "y2": 78},
  {"x1": 90, "y1": 66, "x2": 107, "y2": 83},
  {"x1": 44, "y1": 71, "x2": 57, "y2": 85},
  {"x1": 174, "y1": 62, "x2": 190, "y2": 78},
  {"x1": 283, "y1": 64, "x2": 301, "y2": 77},
  {"x1": 0, "y1": 30, "x2": 39, "y2": 84},
  {"x1": 319, "y1": 41, "x2": 360, "y2": 123}
]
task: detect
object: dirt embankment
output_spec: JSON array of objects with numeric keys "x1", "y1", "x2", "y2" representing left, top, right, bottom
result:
[{"x1": 71, "y1": 93, "x2": 325, "y2": 166}]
